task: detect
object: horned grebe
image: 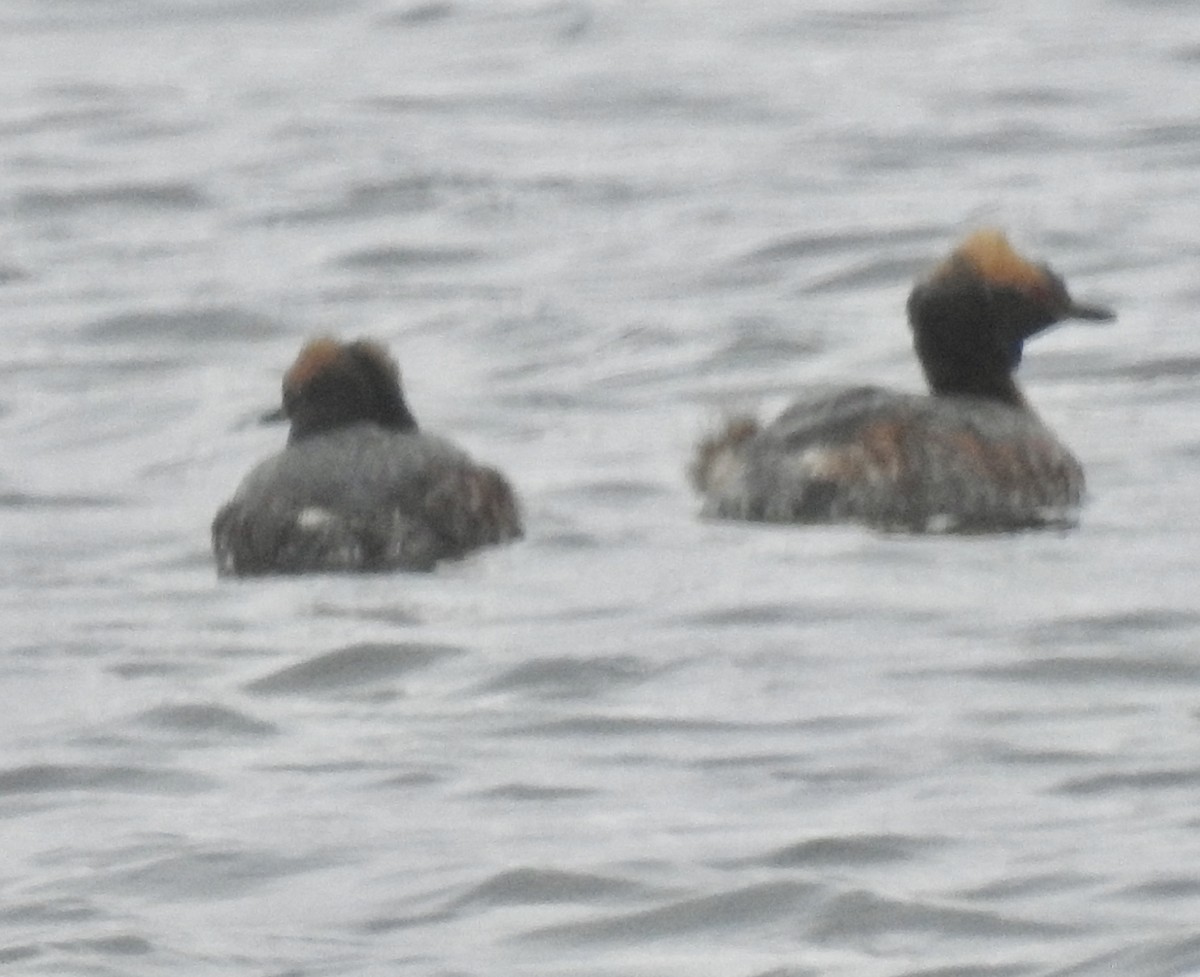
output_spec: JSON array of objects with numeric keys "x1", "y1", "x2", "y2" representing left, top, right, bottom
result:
[
  {"x1": 691, "y1": 230, "x2": 1114, "y2": 533},
  {"x1": 213, "y1": 337, "x2": 522, "y2": 575}
]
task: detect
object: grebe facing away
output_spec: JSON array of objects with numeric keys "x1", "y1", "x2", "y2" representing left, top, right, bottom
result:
[
  {"x1": 691, "y1": 230, "x2": 1114, "y2": 533},
  {"x1": 213, "y1": 338, "x2": 522, "y2": 575}
]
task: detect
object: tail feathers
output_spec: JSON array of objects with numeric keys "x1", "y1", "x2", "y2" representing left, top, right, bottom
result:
[{"x1": 689, "y1": 415, "x2": 760, "y2": 493}]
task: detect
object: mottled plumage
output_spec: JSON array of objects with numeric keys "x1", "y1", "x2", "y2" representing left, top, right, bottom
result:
[
  {"x1": 692, "y1": 230, "x2": 1114, "y2": 533},
  {"x1": 213, "y1": 339, "x2": 521, "y2": 575}
]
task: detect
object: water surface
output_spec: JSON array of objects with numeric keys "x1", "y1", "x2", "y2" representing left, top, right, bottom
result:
[{"x1": 3, "y1": 1, "x2": 1200, "y2": 975}]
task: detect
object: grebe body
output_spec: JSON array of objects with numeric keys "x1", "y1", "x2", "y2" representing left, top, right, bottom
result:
[
  {"x1": 213, "y1": 338, "x2": 521, "y2": 575},
  {"x1": 691, "y1": 231, "x2": 1113, "y2": 533}
]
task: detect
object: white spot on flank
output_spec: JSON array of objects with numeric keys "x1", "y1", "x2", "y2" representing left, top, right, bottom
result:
[
  {"x1": 797, "y1": 447, "x2": 840, "y2": 478},
  {"x1": 924, "y1": 513, "x2": 957, "y2": 534},
  {"x1": 297, "y1": 507, "x2": 335, "y2": 529}
]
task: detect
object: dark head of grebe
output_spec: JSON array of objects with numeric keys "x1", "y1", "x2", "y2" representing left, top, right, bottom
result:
[
  {"x1": 907, "y1": 228, "x2": 1113, "y2": 406},
  {"x1": 213, "y1": 336, "x2": 522, "y2": 575},
  {"x1": 280, "y1": 337, "x2": 418, "y2": 442},
  {"x1": 691, "y1": 229, "x2": 1115, "y2": 532}
]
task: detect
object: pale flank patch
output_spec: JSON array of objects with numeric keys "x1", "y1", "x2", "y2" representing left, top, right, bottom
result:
[{"x1": 296, "y1": 506, "x2": 336, "y2": 530}]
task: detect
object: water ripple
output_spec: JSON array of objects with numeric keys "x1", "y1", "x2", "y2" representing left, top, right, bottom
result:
[
  {"x1": 523, "y1": 880, "x2": 824, "y2": 942},
  {"x1": 756, "y1": 833, "x2": 943, "y2": 868},
  {"x1": 807, "y1": 889, "x2": 1078, "y2": 941},
  {"x1": 0, "y1": 763, "x2": 211, "y2": 797},
  {"x1": 85, "y1": 306, "x2": 288, "y2": 343},
  {"x1": 1046, "y1": 934, "x2": 1200, "y2": 977},
  {"x1": 1054, "y1": 767, "x2": 1200, "y2": 797},
  {"x1": 335, "y1": 244, "x2": 486, "y2": 270},
  {"x1": 132, "y1": 702, "x2": 278, "y2": 738},
  {"x1": 456, "y1": 867, "x2": 653, "y2": 907},
  {"x1": 244, "y1": 642, "x2": 465, "y2": 696},
  {"x1": 14, "y1": 183, "x2": 209, "y2": 216},
  {"x1": 479, "y1": 654, "x2": 652, "y2": 699}
]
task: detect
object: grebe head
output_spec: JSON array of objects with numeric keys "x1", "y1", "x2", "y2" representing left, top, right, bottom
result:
[
  {"x1": 907, "y1": 229, "x2": 1114, "y2": 405},
  {"x1": 278, "y1": 337, "x2": 418, "y2": 443}
]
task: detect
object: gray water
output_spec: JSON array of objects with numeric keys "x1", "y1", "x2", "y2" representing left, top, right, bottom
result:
[{"x1": 4, "y1": 1, "x2": 1200, "y2": 974}]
